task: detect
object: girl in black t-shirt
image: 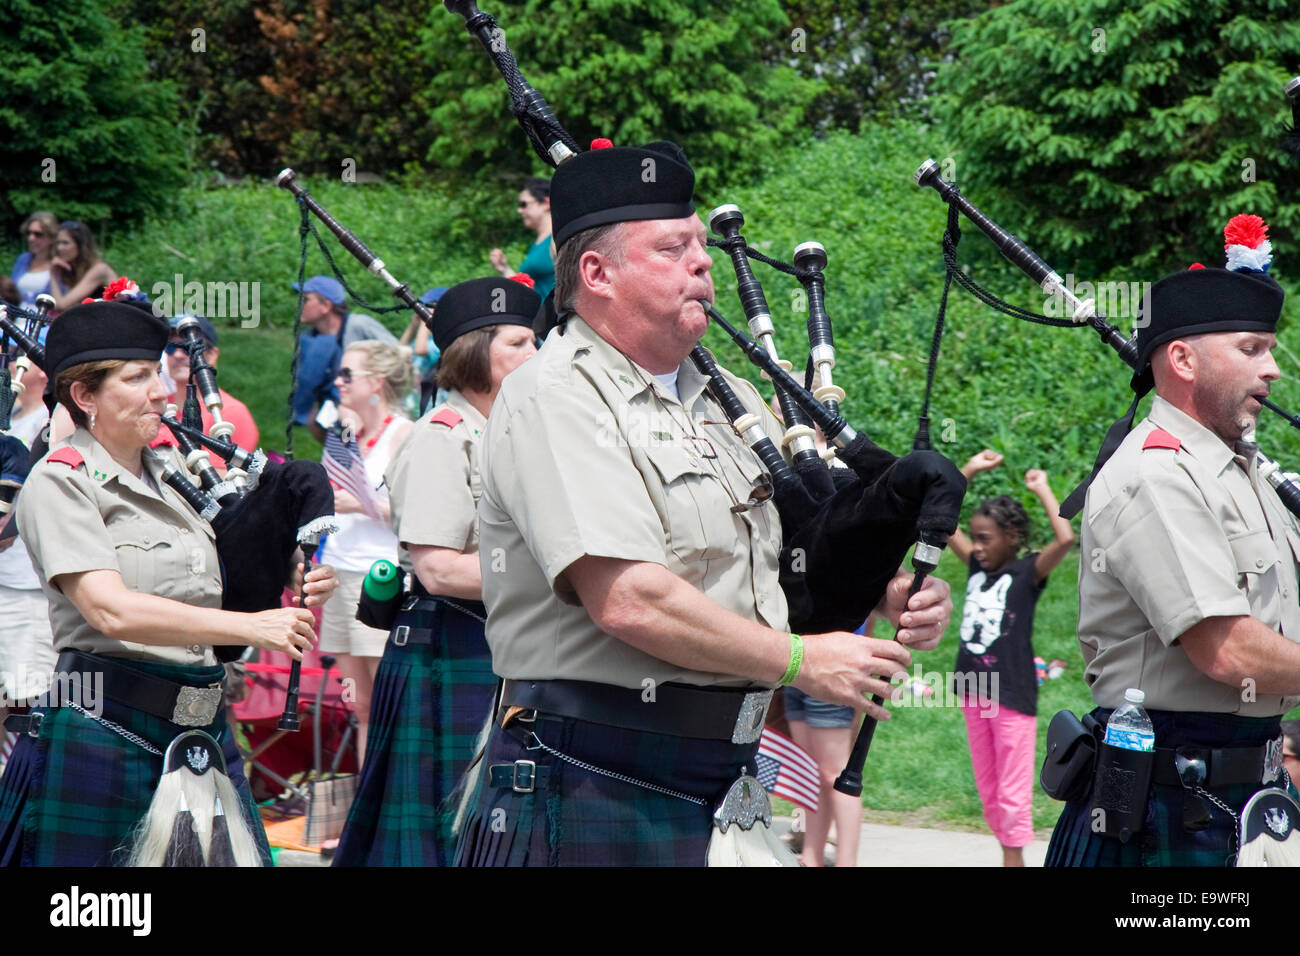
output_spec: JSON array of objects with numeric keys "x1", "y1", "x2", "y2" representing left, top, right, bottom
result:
[{"x1": 947, "y1": 451, "x2": 1076, "y2": 866}]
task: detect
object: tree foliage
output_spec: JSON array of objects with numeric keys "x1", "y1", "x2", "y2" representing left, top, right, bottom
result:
[
  {"x1": 122, "y1": 0, "x2": 438, "y2": 179},
  {"x1": 934, "y1": 0, "x2": 1300, "y2": 280},
  {"x1": 421, "y1": 0, "x2": 823, "y2": 188},
  {"x1": 0, "y1": 0, "x2": 186, "y2": 233},
  {"x1": 773, "y1": 0, "x2": 991, "y2": 129}
]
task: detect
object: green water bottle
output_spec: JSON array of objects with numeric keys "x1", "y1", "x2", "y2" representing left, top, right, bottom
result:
[{"x1": 357, "y1": 559, "x2": 403, "y2": 631}]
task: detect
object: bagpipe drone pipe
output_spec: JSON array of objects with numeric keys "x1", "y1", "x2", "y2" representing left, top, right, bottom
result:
[
  {"x1": 440, "y1": 0, "x2": 968, "y2": 798},
  {"x1": 912, "y1": 151, "x2": 1300, "y2": 522},
  {"x1": 155, "y1": 328, "x2": 336, "y2": 655},
  {"x1": 155, "y1": 329, "x2": 336, "y2": 724}
]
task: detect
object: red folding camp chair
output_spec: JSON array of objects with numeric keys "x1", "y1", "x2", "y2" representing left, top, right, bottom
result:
[{"x1": 233, "y1": 647, "x2": 360, "y2": 808}]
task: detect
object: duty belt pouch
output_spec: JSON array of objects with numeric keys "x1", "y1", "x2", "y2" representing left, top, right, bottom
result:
[
  {"x1": 1040, "y1": 709, "x2": 1100, "y2": 802},
  {"x1": 356, "y1": 584, "x2": 404, "y2": 632},
  {"x1": 1089, "y1": 739, "x2": 1154, "y2": 843}
]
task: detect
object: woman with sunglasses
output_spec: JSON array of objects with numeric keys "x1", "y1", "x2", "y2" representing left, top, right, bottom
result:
[
  {"x1": 489, "y1": 177, "x2": 554, "y2": 301},
  {"x1": 316, "y1": 340, "x2": 413, "y2": 764},
  {"x1": 11, "y1": 212, "x2": 59, "y2": 310},
  {"x1": 333, "y1": 275, "x2": 538, "y2": 867},
  {"x1": 50, "y1": 222, "x2": 117, "y2": 312}
]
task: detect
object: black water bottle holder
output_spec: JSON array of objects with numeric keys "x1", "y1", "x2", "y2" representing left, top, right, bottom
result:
[{"x1": 1089, "y1": 742, "x2": 1154, "y2": 843}]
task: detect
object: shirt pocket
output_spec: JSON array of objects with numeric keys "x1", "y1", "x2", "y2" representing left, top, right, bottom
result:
[
  {"x1": 1228, "y1": 529, "x2": 1282, "y2": 628},
  {"x1": 109, "y1": 521, "x2": 171, "y2": 595},
  {"x1": 642, "y1": 443, "x2": 741, "y2": 564},
  {"x1": 1229, "y1": 529, "x2": 1278, "y2": 582}
]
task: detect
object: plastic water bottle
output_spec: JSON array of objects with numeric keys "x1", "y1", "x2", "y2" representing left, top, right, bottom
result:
[
  {"x1": 362, "y1": 559, "x2": 402, "y2": 604},
  {"x1": 356, "y1": 559, "x2": 404, "y2": 631},
  {"x1": 1104, "y1": 688, "x2": 1154, "y2": 752}
]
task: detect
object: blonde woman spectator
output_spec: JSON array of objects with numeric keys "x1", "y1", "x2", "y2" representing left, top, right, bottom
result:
[
  {"x1": 11, "y1": 212, "x2": 59, "y2": 310},
  {"x1": 316, "y1": 340, "x2": 413, "y2": 761}
]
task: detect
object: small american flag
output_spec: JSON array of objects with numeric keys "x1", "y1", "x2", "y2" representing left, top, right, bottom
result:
[
  {"x1": 322, "y1": 426, "x2": 379, "y2": 519},
  {"x1": 756, "y1": 727, "x2": 820, "y2": 812}
]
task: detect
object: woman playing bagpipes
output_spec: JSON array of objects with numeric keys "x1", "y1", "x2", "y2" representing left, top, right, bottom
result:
[
  {"x1": 332, "y1": 274, "x2": 539, "y2": 866},
  {"x1": 0, "y1": 294, "x2": 339, "y2": 866}
]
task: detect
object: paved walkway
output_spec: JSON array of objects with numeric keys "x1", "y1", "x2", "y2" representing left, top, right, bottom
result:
[
  {"x1": 771, "y1": 816, "x2": 1049, "y2": 867},
  {"x1": 277, "y1": 819, "x2": 1051, "y2": 867}
]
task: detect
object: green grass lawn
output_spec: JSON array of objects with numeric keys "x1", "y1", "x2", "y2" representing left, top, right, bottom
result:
[{"x1": 217, "y1": 324, "x2": 321, "y2": 462}]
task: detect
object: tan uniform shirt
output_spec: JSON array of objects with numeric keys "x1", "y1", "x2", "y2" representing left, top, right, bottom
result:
[
  {"x1": 17, "y1": 427, "x2": 222, "y2": 666},
  {"x1": 385, "y1": 389, "x2": 486, "y2": 558},
  {"x1": 1078, "y1": 396, "x2": 1300, "y2": 715},
  {"x1": 478, "y1": 315, "x2": 788, "y2": 689}
]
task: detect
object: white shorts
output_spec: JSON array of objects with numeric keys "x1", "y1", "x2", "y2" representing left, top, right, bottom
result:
[
  {"x1": 0, "y1": 584, "x2": 57, "y2": 703},
  {"x1": 317, "y1": 567, "x2": 389, "y2": 658}
]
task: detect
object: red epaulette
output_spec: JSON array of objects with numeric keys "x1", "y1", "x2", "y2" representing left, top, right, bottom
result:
[
  {"x1": 430, "y1": 408, "x2": 463, "y2": 429},
  {"x1": 1142, "y1": 428, "x2": 1182, "y2": 452},
  {"x1": 47, "y1": 447, "x2": 84, "y2": 468}
]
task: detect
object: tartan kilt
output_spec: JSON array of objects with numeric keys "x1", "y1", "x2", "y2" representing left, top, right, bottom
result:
[
  {"x1": 333, "y1": 598, "x2": 497, "y2": 867},
  {"x1": 0, "y1": 658, "x2": 271, "y2": 867},
  {"x1": 455, "y1": 711, "x2": 760, "y2": 867},
  {"x1": 1046, "y1": 709, "x2": 1294, "y2": 867}
]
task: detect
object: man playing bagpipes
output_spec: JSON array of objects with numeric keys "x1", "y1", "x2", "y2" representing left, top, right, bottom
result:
[
  {"x1": 453, "y1": 139, "x2": 955, "y2": 866},
  {"x1": 1047, "y1": 216, "x2": 1300, "y2": 867}
]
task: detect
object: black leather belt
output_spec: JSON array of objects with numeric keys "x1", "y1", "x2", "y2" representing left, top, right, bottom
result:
[
  {"x1": 1152, "y1": 739, "x2": 1284, "y2": 788},
  {"x1": 391, "y1": 598, "x2": 439, "y2": 646},
  {"x1": 500, "y1": 678, "x2": 772, "y2": 743},
  {"x1": 3, "y1": 711, "x2": 42, "y2": 738},
  {"x1": 52, "y1": 650, "x2": 223, "y2": 727}
]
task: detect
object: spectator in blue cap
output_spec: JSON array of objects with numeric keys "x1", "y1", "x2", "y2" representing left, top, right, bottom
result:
[{"x1": 290, "y1": 275, "x2": 398, "y2": 439}]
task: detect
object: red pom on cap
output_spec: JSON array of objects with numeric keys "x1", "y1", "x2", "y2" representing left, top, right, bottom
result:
[
  {"x1": 1189, "y1": 262, "x2": 1206, "y2": 270},
  {"x1": 590, "y1": 138, "x2": 613, "y2": 150},
  {"x1": 509, "y1": 272, "x2": 535, "y2": 289},
  {"x1": 1224, "y1": 214, "x2": 1269, "y2": 251},
  {"x1": 102, "y1": 276, "x2": 137, "y2": 300}
]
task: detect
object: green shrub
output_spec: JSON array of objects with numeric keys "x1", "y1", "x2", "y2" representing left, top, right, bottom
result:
[
  {"x1": 0, "y1": 0, "x2": 187, "y2": 232},
  {"x1": 933, "y1": 0, "x2": 1300, "y2": 279}
]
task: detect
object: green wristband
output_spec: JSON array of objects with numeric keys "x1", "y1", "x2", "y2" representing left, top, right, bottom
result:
[{"x1": 780, "y1": 633, "x2": 804, "y2": 686}]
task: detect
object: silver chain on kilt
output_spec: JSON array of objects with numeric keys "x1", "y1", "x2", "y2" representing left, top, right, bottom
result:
[
  {"x1": 526, "y1": 730, "x2": 707, "y2": 806},
  {"x1": 69, "y1": 701, "x2": 163, "y2": 756}
]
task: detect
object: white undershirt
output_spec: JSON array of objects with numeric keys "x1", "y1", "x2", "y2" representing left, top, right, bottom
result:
[{"x1": 653, "y1": 369, "x2": 680, "y2": 400}]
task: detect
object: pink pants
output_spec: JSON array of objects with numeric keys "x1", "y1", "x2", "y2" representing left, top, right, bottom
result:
[{"x1": 961, "y1": 701, "x2": 1037, "y2": 847}]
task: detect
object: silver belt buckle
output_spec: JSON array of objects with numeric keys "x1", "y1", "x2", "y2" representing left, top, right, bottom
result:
[
  {"x1": 731, "y1": 689, "x2": 772, "y2": 744},
  {"x1": 393, "y1": 625, "x2": 410, "y2": 647},
  {"x1": 173, "y1": 684, "x2": 222, "y2": 727},
  {"x1": 1264, "y1": 735, "x2": 1284, "y2": 785},
  {"x1": 512, "y1": 759, "x2": 537, "y2": 793}
]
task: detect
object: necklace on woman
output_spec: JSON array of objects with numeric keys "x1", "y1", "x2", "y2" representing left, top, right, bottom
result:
[{"x1": 361, "y1": 414, "x2": 393, "y2": 451}]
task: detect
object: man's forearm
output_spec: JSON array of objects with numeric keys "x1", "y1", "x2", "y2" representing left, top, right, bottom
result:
[
  {"x1": 567, "y1": 556, "x2": 788, "y2": 683},
  {"x1": 411, "y1": 545, "x2": 482, "y2": 601},
  {"x1": 1180, "y1": 615, "x2": 1300, "y2": 695}
]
